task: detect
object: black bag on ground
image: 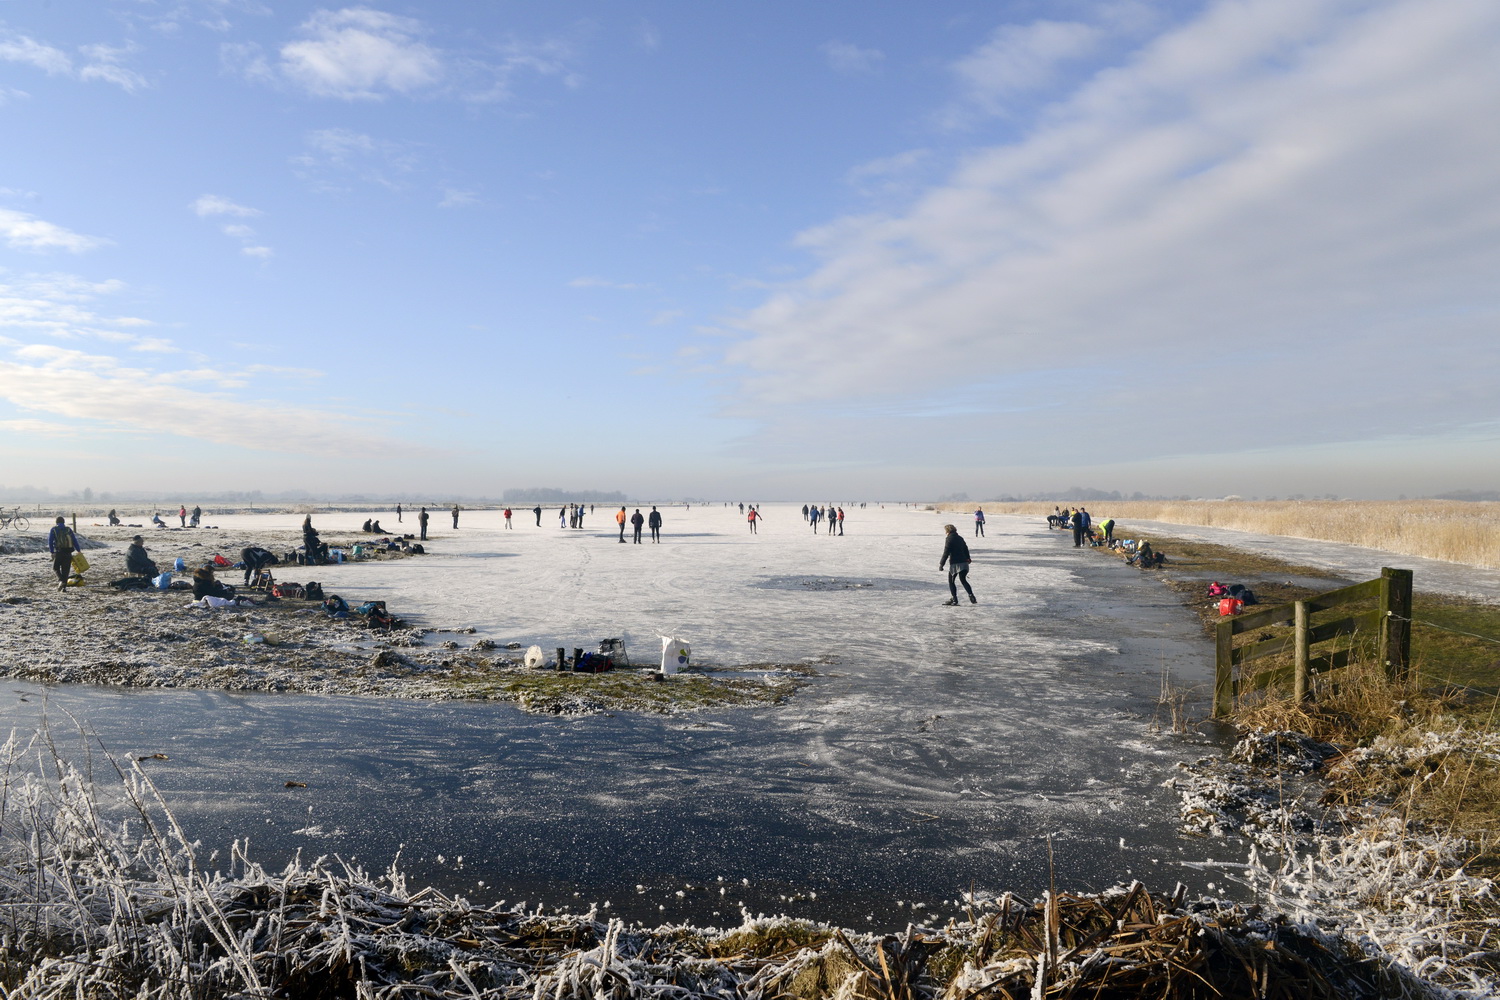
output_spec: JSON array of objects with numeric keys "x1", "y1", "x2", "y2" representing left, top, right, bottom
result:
[{"x1": 109, "y1": 577, "x2": 152, "y2": 590}]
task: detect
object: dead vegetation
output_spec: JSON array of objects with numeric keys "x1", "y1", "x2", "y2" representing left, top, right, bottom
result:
[{"x1": 0, "y1": 726, "x2": 1442, "y2": 999}]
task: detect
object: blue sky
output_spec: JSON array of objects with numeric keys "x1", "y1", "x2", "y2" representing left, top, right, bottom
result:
[{"x1": 1, "y1": 0, "x2": 1497, "y2": 500}]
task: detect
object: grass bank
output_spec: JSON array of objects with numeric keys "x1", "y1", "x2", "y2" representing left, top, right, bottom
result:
[
  {"x1": 1071, "y1": 524, "x2": 1500, "y2": 876},
  {"x1": 955, "y1": 499, "x2": 1500, "y2": 569}
]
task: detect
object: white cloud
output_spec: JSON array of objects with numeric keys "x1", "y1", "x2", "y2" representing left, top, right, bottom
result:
[
  {"x1": 0, "y1": 33, "x2": 146, "y2": 92},
  {"x1": 0, "y1": 208, "x2": 108, "y2": 253},
  {"x1": 438, "y1": 187, "x2": 479, "y2": 208},
  {"x1": 945, "y1": 19, "x2": 1102, "y2": 121},
  {"x1": 0, "y1": 35, "x2": 71, "y2": 74},
  {"x1": 822, "y1": 40, "x2": 884, "y2": 76},
  {"x1": 279, "y1": 7, "x2": 443, "y2": 100},
  {"x1": 241, "y1": 246, "x2": 274, "y2": 258},
  {"x1": 192, "y1": 194, "x2": 261, "y2": 218},
  {"x1": 570, "y1": 277, "x2": 646, "y2": 290},
  {"x1": 77, "y1": 43, "x2": 149, "y2": 93},
  {"x1": 729, "y1": 0, "x2": 1500, "y2": 466}
]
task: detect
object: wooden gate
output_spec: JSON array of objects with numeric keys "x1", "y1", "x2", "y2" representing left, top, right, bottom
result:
[{"x1": 1212, "y1": 567, "x2": 1412, "y2": 717}]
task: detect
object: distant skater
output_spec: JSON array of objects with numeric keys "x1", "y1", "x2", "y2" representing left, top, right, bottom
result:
[
  {"x1": 747, "y1": 506, "x2": 761, "y2": 533},
  {"x1": 837, "y1": 507, "x2": 845, "y2": 535},
  {"x1": 974, "y1": 508, "x2": 985, "y2": 537},
  {"x1": 808, "y1": 506, "x2": 819, "y2": 533},
  {"x1": 648, "y1": 506, "x2": 662, "y2": 542},
  {"x1": 503, "y1": 507, "x2": 513, "y2": 528},
  {"x1": 47, "y1": 516, "x2": 77, "y2": 591},
  {"x1": 178, "y1": 505, "x2": 187, "y2": 527},
  {"x1": 452, "y1": 505, "x2": 460, "y2": 529},
  {"x1": 419, "y1": 506, "x2": 429, "y2": 541},
  {"x1": 396, "y1": 503, "x2": 403, "y2": 523},
  {"x1": 938, "y1": 523, "x2": 977, "y2": 606},
  {"x1": 630, "y1": 508, "x2": 644, "y2": 544},
  {"x1": 533, "y1": 505, "x2": 542, "y2": 527},
  {"x1": 827, "y1": 505, "x2": 837, "y2": 535},
  {"x1": 616, "y1": 506, "x2": 628, "y2": 543}
]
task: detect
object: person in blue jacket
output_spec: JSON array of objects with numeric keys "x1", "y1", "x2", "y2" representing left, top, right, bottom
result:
[{"x1": 974, "y1": 508, "x2": 986, "y2": 537}]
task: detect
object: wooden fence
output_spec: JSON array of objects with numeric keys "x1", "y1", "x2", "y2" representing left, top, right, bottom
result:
[{"x1": 1213, "y1": 567, "x2": 1412, "y2": 717}]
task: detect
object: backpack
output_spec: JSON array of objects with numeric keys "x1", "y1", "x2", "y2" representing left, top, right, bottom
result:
[
  {"x1": 322, "y1": 595, "x2": 349, "y2": 618},
  {"x1": 304, "y1": 581, "x2": 324, "y2": 601}
]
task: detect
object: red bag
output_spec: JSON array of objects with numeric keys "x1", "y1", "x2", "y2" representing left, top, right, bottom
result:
[
  {"x1": 213, "y1": 554, "x2": 231, "y2": 567},
  {"x1": 1218, "y1": 598, "x2": 1244, "y2": 616}
]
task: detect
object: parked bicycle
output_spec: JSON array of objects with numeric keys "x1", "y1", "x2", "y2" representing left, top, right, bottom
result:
[{"x1": 0, "y1": 507, "x2": 30, "y2": 531}]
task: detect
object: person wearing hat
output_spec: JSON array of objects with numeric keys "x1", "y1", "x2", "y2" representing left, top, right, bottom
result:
[
  {"x1": 126, "y1": 535, "x2": 159, "y2": 579},
  {"x1": 47, "y1": 516, "x2": 78, "y2": 591},
  {"x1": 938, "y1": 523, "x2": 977, "y2": 606}
]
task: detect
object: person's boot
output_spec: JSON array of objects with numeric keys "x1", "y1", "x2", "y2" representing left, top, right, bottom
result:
[{"x1": 942, "y1": 598, "x2": 959, "y2": 606}]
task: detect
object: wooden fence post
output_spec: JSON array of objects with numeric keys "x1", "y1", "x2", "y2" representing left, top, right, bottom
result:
[
  {"x1": 1379, "y1": 567, "x2": 1413, "y2": 682},
  {"x1": 1214, "y1": 620, "x2": 1234, "y2": 718},
  {"x1": 1293, "y1": 601, "x2": 1309, "y2": 703}
]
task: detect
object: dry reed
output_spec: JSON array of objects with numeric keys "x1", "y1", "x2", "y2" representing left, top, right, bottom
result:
[{"x1": 955, "y1": 500, "x2": 1500, "y2": 570}]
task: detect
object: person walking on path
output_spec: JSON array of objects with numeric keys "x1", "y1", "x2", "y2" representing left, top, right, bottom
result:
[
  {"x1": 533, "y1": 505, "x2": 542, "y2": 527},
  {"x1": 503, "y1": 508, "x2": 513, "y2": 529},
  {"x1": 648, "y1": 506, "x2": 662, "y2": 542},
  {"x1": 616, "y1": 506, "x2": 628, "y2": 543},
  {"x1": 452, "y1": 505, "x2": 460, "y2": 529},
  {"x1": 396, "y1": 503, "x2": 403, "y2": 523},
  {"x1": 747, "y1": 506, "x2": 761, "y2": 533},
  {"x1": 47, "y1": 516, "x2": 77, "y2": 591},
  {"x1": 630, "y1": 508, "x2": 645, "y2": 544},
  {"x1": 419, "y1": 507, "x2": 430, "y2": 541},
  {"x1": 974, "y1": 508, "x2": 986, "y2": 537},
  {"x1": 938, "y1": 523, "x2": 977, "y2": 605}
]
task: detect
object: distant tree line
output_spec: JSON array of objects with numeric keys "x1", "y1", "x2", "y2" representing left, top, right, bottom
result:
[{"x1": 502, "y1": 488, "x2": 628, "y2": 503}]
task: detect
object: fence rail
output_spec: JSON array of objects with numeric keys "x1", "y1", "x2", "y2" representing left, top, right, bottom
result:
[{"x1": 1212, "y1": 567, "x2": 1412, "y2": 717}]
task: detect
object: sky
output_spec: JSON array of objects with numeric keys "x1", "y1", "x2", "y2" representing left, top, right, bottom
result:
[{"x1": 1, "y1": 0, "x2": 1497, "y2": 501}]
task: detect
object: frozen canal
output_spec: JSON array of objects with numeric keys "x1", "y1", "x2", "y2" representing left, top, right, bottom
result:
[{"x1": 3, "y1": 504, "x2": 1227, "y2": 928}]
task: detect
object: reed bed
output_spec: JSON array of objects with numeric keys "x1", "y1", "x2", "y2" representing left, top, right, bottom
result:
[
  {"x1": 0, "y1": 728, "x2": 1454, "y2": 999},
  {"x1": 959, "y1": 500, "x2": 1500, "y2": 569}
]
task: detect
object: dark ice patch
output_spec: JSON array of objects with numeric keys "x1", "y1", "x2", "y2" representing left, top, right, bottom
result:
[{"x1": 754, "y1": 575, "x2": 930, "y2": 592}]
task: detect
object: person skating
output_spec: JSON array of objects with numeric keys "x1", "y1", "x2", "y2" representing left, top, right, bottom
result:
[
  {"x1": 452, "y1": 505, "x2": 460, "y2": 529},
  {"x1": 938, "y1": 523, "x2": 977, "y2": 605},
  {"x1": 418, "y1": 507, "x2": 429, "y2": 541},
  {"x1": 616, "y1": 506, "x2": 628, "y2": 543},
  {"x1": 503, "y1": 508, "x2": 513, "y2": 529},
  {"x1": 747, "y1": 506, "x2": 761, "y2": 533},
  {"x1": 648, "y1": 506, "x2": 662, "y2": 542},
  {"x1": 126, "y1": 536, "x2": 159, "y2": 579},
  {"x1": 396, "y1": 503, "x2": 403, "y2": 523},
  {"x1": 47, "y1": 517, "x2": 77, "y2": 591},
  {"x1": 533, "y1": 505, "x2": 542, "y2": 527},
  {"x1": 630, "y1": 508, "x2": 645, "y2": 544},
  {"x1": 836, "y1": 507, "x2": 845, "y2": 535},
  {"x1": 974, "y1": 508, "x2": 985, "y2": 537},
  {"x1": 808, "y1": 506, "x2": 820, "y2": 532}
]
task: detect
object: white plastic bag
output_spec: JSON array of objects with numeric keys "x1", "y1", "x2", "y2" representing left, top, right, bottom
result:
[
  {"x1": 660, "y1": 636, "x2": 690, "y2": 675},
  {"x1": 523, "y1": 645, "x2": 546, "y2": 669}
]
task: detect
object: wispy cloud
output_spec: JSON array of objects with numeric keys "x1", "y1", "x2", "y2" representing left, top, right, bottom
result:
[
  {"x1": 821, "y1": 40, "x2": 884, "y2": 76},
  {"x1": 729, "y1": 0, "x2": 1500, "y2": 465},
  {"x1": 570, "y1": 277, "x2": 647, "y2": 291},
  {"x1": 0, "y1": 208, "x2": 109, "y2": 253},
  {"x1": 278, "y1": 7, "x2": 442, "y2": 100},
  {"x1": 191, "y1": 194, "x2": 261, "y2": 218},
  {"x1": 0, "y1": 33, "x2": 147, "y2": 92}
]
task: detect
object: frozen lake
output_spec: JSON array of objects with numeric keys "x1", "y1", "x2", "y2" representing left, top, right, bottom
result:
[{"x1": 3, "y1": 504, "x2": 1228, "y2": 928}]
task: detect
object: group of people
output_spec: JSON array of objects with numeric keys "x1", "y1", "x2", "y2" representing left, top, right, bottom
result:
[
  {"x1": 1046, "y1": 506, "x2": 1115, "y2": 548},
  {"x1": 802, "y1": 504, "x2": 846, "y2": 535},
  {"x1": 615, "y1": 506, "x2": 664, "y2": 543}
]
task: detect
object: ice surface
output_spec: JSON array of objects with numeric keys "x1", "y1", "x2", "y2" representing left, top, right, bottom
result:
[{"x1": 1, "y1": 505, "x2": 1228, "y2": 927}]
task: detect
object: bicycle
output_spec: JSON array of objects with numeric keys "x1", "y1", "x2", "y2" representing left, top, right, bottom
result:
[{"x1": 0, "y1": 507, "x2": 30, "y2": 531}]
